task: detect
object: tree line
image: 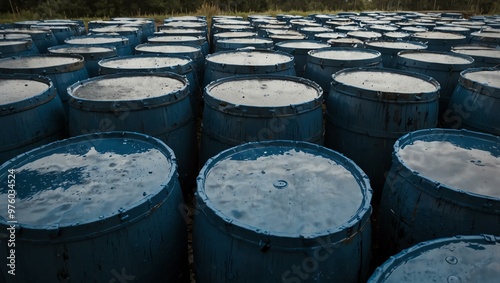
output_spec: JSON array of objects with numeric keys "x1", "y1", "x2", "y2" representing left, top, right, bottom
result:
[{"x1": 1, "y1": 0, "x2": 498, "y2": 19}]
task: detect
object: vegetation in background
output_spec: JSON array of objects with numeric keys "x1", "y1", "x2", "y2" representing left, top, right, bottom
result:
[{"x1": 0, "y1": 0, "x2": 498, "y2": 23}]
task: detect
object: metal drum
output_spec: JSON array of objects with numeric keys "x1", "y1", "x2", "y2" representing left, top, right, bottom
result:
[
  {"x1": 147, "y1": 35, "x2": 209, "y2": 56},
  {"x1": 0, "y1": 29, "x2": 58, "y2": 53},
  {"x1": 98, "y1": 54, "x2": 200, "y2": 116},
  {"x1": 0, "y1": 54, "x2": 89, "y2": 113},
  {"x1": 0, "y1": 39, "x2": 38, "y2": 58},
  {"x1": 65, "y1": 35, "x2": 132, "y2": 56},
  {"x1": 31, "y1": 25, "x2": 75, "y2": 45},
  {"x1": 469, "y1": 31, "x2": 500, "y2": 46},
  {"x1": 203, "y1": 49, "x2": 296, "y2": 87},
  {"x1": 411, "y1": 31, "x2": 467, "y2": 51},
  {"x1": 451, "y1": 44, "x2": 500, "y2": 68},
  {"x1": 214, "y1": 37, "x2": 273, "y2": 52},
  {"x1": 268, "y1": 32, "x2": 307, "y2": 44},
  {"x1": 135, "y1": 43, "x2": 205, "y2": 84},
  {"x1": 378, "y1": 128, "x2": 500, "y2": 257},
  {"x1": 0, "y1": 74, "x2": 67, "y2": 164},
  {"x1": 447, "y1": 68, "x2": 500, "y2": 135},
  {"x1": 305, "y1": 47, "x2": 382, "y2": 95},
  {"x1": 89, "y1": 26, "x2": 142, "y2": 50},
  {"x1": 368, "y1": 235, "x2": 500, "y2": 283},
  {"x1": 275, "y1": 40, "x2": 330, "y2": 77},
  {"x1": 0, "y1": 131, "x2": 188, "y2": 282},
  {"x1": 48, "y1": 45, "x2": 117, "y2": 77},
  {"x1": 67, "y1": 73, "x2": 196, "y2": 191},
  {"x1": 211, "y1": 31, "x2": 257, "y2": 52},
  {"x1": 397, "y1": 50, "x2": 474, "y2": 120},
  {"x1": 194, "y1": 140, "x2": 373, "y2": 283},
  {"x1": 364, "y1": 41, "x2": 428, "y2": 69},
  {"x1": 200, "y1": 75, "x2": 323, "y2": 165},
  {"x1": 325, "y1": 68, "x2": 440, "y2": 199}
]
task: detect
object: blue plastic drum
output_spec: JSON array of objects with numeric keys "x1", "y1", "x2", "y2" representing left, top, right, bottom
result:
[
  {"x1": 364, "y1": 41, "x2": 428, "y2": 69},
  {"x1": 195, "y1": 140, "x2": 372, "y2": 283},
  {"x1": 47, "y1": 45, "x2": 117, "y2": 77},
  {"x1": 275, "y1": 40, "x2": 330, "y2": 77},
  {"x1": 451, "y1": 44, "x2": 500, "y2": 68},
  {"x1": 65, "y1": 35, "x2": 132, "y2": 56},
  {"x1": 0, "y1": 131, "x2": 188, "y2": 282},
  {"x1": 410, "y1": 31, "x2": 467, "y2": 51},
  {"x1": 379, "y1": 128, "x2": 500, "y2": 257},
  {"x1": 89, "y1": 26, "x2": 142, "y2": 50}
]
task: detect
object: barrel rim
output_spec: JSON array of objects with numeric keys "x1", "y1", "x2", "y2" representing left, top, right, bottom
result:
[
  {"x1": 47, "y1": 44, "x2": 118, "y2": 59},
  {"x1": 204, "y1": 49, "x2": 295, "y2": 72},
  {"x1": 135, "y1": 43, "x2": 204, "y2": 58},
  {"x1": 393, "y1": 128, "x2": 500, "y2": 203},
  {"x1": 307, "y1": 47, "x2": 382, "y2": 67},
  {"x1": 458, "y1": 67, "x2": 500, "y2": 98},
  {"x1": 0, "y1": 131, "x2": 178, "y2": 242},
  {"x1": 397, "y1": 50, "x2": 475, "y2": 70},
  {"x1": 330, "y1": 67, "x2": 441, "y2": 101},
  {"x1": 97, "y1": 53, "x2": 194, "y2": 76},
  {"x1": 0, "y1": 73, "x2": 57, "y2": 115},
  {"x1": 204, "y1": 74, "x2": 323, "y2": 116},
  {"x1": 0, "y1": 54, "x2": 85, "y2": 74},
  {"x1": 196, "y1": 140, "x2": 373, "y2": 246},
  {"x1": 67, "y1": 71, "x2": 190, "y2": 111},
  {"x1": 368, "y1": 234, "x2": 500, "y2": 283}
]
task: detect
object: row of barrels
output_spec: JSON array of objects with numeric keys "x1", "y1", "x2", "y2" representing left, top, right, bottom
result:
[{"x1": 0, "y1": 12, "x2": 499, "y2": 282}]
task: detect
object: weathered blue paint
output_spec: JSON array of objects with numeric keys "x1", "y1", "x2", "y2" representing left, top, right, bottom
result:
[
  {"x1": 0, "y1": 74, "x2": 67, "y2": 164},
  {"x1": 0, "y1": 28, "x2": 58, "y2": 53},
  {"x1": 378, "y1": 128, "x2": 500, "y2": 258},
  {"x1": 203, "y1": 49, "x2": 296, "y2": 87},
  {"x1": 0, "y1": 131, "x2": 188, "y2": 282},
  {"x1": 396, "y1": 50, "x2": 475, "y2": 121},
  {"x1": 448, "y1": 68, "x2": 500, "y2": 135},
  {"x1": 67, "y1": 72, "x2": 197, "y2": 192},
  {"x1": 325, "y1": 67, "x2": 440, "y2": 200},
  {"x1": 275, "y1": 40, "x2": 330, "y2": 77},
  {"x1": 48, "y1": 44, "x2": 117, "y2": 77},
  {"x1": 364, "y1": 41, "x2": 427, "y2": 69},
  {"x1": 194, "y1": 140, "x2": 372, "y2": 283},
  {"x1": 31, "y1": 25, "x2": 76, "y2": 45},
  {"x1": 305, "y1": 47, "x2": 382, "y2": 95},
  {"x1": 200, "y1": 75, "x2": 323, "y2": 165},
  {"x1": 368, "y1": 235, "x2": 500, "y2": 282},
  {"x1": 65, "y1": 34, "x2": 133, "y2": 56},
  {"x1": 0, "y1": 54, "x2": 89, "y2": 114}
]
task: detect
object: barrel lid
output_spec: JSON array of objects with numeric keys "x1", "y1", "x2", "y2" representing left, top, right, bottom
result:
[
  {"x1": 206, "y1": 49, "x2": 294, "y2": 69},
  {"x1": 135, "y1": 43, "x2": 203, "y2": 56},
  {"x1": 148, "y1": 35, "x2": 204, "y2": 44},
  {"x1": 458, "y1": 67, "x2": 500, "y2": 97},
  {"x1": 98, "y1": 54, "x2": 192, "y2": 74},
  {"x1": 204, "y1": 75, "x2": 322, "y2": 115},
  {"x1": 347, "y1": 30, "x2": 383, "y2": 40},
  {"x1": 395, "y1": 128, "x2": 500, "y2": 201},
  {"x1": 0, "y1": 131, "x2": 177, "y2": 241},
  {"x1": 48, "y1": 44, "x2": 117, "y2": 59},
  {"x1": 369, "y1": 24, "x2": 399, "y2": 32},
  {"x1": 213, "y1": 24, "x2": 254, "y2": 30},
  {"x1": 434, "y1": 25, "x2": 470, "y2": 32},
  {"x1": 300, "y1": 26, "x2": 332, "y2": 33},
  {"x1": 217, "y1": 37, "x2": 272, "y2": 44},
  {"x1": 65, "y1": 35, "x2": 129, "y2": 46},
  {"x1": 269, "y1": 34, "x2": 306, "y2": 41},
  {"x1": 412, "y1": 31, "x2": 466, "y2": 40},
  {"x1": 383, "y1": 31, "x2": 411, "y2": 39},
  {"x1": 163, "y1": 21, "x2": 207, "y2": 28},
  {"x1": 156, "y1": 28, "x2": 206, "y2": 36},
  {"x1": 314, "y1": 32, "x2": 347, "y2": 40},
  {"x1": 332, "y1": 67, "x2": 439, "y2": 101},
  {"x1": 451, "y1": 47, "x2": 500, "y2": 64},
  {"x1": 398, "y1": 50, "x2": 475, "y2": 66},
  {"x1": 0, "y1": 40, "x2": 33, "y2": 53},
  {"x1": 32, "y1": 25, "x2": 72, "y2": 31},
  {"x1": 470, "y1": 31, "x2": 500, "y2": 39},
  {"x1": 0, "y1": 74, "x2": 55, "y2": 115},
  {"x1": 0, "y1": 28, "x2": 50, "y2": 36},
  {"x1": 68, "y1": 72, "x2": 188, "y2": 111},
  {"x1": 197, "y1": 140, "x2": 372, "y2": 243},
  {"x1": 0, "y1": 54, "x2": 85, "y2": 74},
  {"x1": 365, "y1": 40, "x2": 427, "y2": 50},
  {"x1": 308, "y1": 47, "x2": 381, "y2": 67},
  {"x1": 1, "y1": 33, "x2": 32, "y2": 40},
  {"x1": 276, "y1": 40, "x2": 330, "y2": 50},
  {"x1": 90, "y1": 26, "x2": 139, "y2": 34},
  {"x1": 368, "y1": 235, "x2": 500, "y2": 283},
  {"x1": 400, "y1": 26, "x2": 428, "y2": 33}
]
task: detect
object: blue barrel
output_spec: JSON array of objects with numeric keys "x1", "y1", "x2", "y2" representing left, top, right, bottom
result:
[
  {"x1": 0, "y1": 74, "x2": 67, "y2": 164},
  {"x1": 305, "y1": 47, "x2": 382, "y2": 95},
  {"x1": 200, "y1": 75, "x2": 323, "y2": 165},
  {"x1": 397, "y1": 50, "x2": 474, "y2": 121},
  {"x1": 65, "y1": 35, "x2": 132, "y2": 56},
  {"x1": 32, "y1": 25, "x2": 75, "y2": 45},
  {"x1": 433, "y1": 25, "x2": 471, "y2": 37},
  {"x1": 469, "y1": 31, "x2": 500, "y2": 46},
  {"x1": 275, "y1": 40, "x2": 330, "y2": 77},
  {"x1": 299, "y1": 26, "x2": 333, "y2": 39},
  {"x1": 268, "y1": 32, "x2": 307, "y2": 44},
  {"x1": 335, "y1": 25, "x2": 365, "y2": 33},
  {"x1": 13, "y1": 20, "x2": 40, "y2": 28},
  {"x1": 0, "y1": 131, "x2": 188, "y2": 282},
  {"x1": 364, "y1": 41, "x2": 428, "y2": 69},
  {"x1": 378, "y1": 128, "x2": 500, "y2": 257},
  {"x1": 328, "y1": 37, "x2": 364, "y2": 47},
  {"x1": 47, "y1": 44, "x2": 117, "y2": 77},
  {"x1": 0, "y1": 39, "x2": 38, "y2": 57},
  {"x1": 451, "y1": 44, "x2": 500, "y2": 67},
  {"x1": 290, "y1": 19, "x2": 321, "y2": 31},
  {"x1": 325, "y1": 68, "x2": 440, "y2": 199},
  {"x1": 400, "y1": 26, "x2": 428, "y2": 34},
  {"x1": 89, "y1": 26, "x2": 142, "y2": 50},
  {"x1": 122, "y1": 20, "x2": 156, "y2": 43},
  {"x1": 211, "y1": 31, "x2": 257, "y2": 52},
  {"x1": 0, "y1": 54, "x2": 88, "y2": 114},
  {"x1": 67, "y1": 72, "x2": 196, "y2": 192},
  {"x1": 155, "y1": 28, "x2": 207, "y2": 39},
  {"x1": 147, "y1": 35, "x2": 209, "y2": 56},
  {"x1": 369, "y1": 235, "x2": 500, "y2": 282},
  {"x1": 411, "y1": 31, "x2": 467, "y2": 51},
  {"x1": 203, "y1": 49, "x2": 296, "y2": 87},
  {"x1": 313, "y1": 32, "x2": 347, "y2": 42},
  {"x1": 135, "y1": 43, "x2": 205, "y2": 85},
  {"x1": 383, "y1": 31, "x2": 411, "y2": 41},
  {"x1": 194, "y1": 140, "x2": 372, "y2": 283},
  {"x1": 158, "y1": 21, "x2": 208, "y2": 39},
  {"x1": 35, "y1": 21, "x2": 81, "y2": 37},
  {"x1": 0, "y1": 29, "x2": 58, "y2": 53},
  {"x1": 347, "y1": 30, "x2": 384, "y2": 41},
  {"x1": 447, "y1": 68, "x2": 499, "y2": 135},
  {"x1": 98, "y1": 54, "x2": 200, "y2": 116},
  {"x1": 368, "y1": 24, "x2": 399, "y2": 34},
  {"x1": 214, "y1": 37, "x2": 273, "y2": 52}
]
